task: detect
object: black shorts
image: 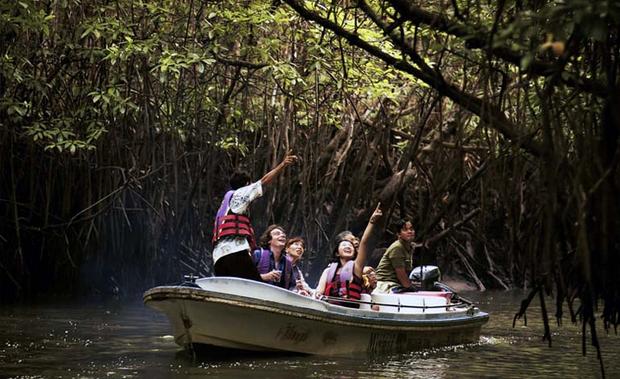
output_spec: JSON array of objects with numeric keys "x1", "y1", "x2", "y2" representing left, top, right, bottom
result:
[{"x1": 214, "y1": 250, "x2": 263, "y2": 282}]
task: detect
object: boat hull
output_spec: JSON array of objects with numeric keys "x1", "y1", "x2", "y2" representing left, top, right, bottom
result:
[{"x1": 144, "y1": 277, "x2": 488, "y2": 356}]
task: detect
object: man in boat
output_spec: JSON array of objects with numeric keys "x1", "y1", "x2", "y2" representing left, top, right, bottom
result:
[
  {"x1": 374, "y1": 219, "x2": 417, "y2": 293},
  {"x1": 253, "y1": 225, "x2": 296, "y2": 290},
  {"x1": 211, "y1": 153, "x2": 298, "y2": 280}
]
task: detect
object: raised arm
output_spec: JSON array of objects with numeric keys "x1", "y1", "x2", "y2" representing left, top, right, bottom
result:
[
  {"x1": 354, "y1": 203, "x2": 383, "y2": 278},
  {"x1": 260, "y1": 153, "x2": 298, "y2": 186}
]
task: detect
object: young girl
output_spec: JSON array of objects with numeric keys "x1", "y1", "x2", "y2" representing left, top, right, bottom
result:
[{"x1": 315, "y1": 204, "x2": 382, "y2": 307}]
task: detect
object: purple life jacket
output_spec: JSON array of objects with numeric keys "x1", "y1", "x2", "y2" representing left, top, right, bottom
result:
[
  {"x1": 255, "y1": 248, "x2": 293, "y2": 289},
  {"x1": 215, "y1": 191, "x2": 234, "y2": 221}
]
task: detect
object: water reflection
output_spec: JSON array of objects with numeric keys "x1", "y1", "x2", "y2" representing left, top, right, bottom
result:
[{"x1": 0, "y1": 291, "x2": 617, "y2": 378}]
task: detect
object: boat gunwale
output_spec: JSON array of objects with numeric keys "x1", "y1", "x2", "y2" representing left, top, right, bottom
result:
[{"x1": 144, "y1": 286, "x2": 489, "y2": 331}]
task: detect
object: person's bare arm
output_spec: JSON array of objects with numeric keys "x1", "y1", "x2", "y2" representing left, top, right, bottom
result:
[
  {"x1": 314, "y1": 269, "x2": 328, "y2": 298},
  {"x1": 394, "y1": 267, "x2": 413, "y2": 288},
  {"x1": 354, "y1": 203, "x2": 383, "y2": 278},
  {"x1": 260, "y1": 153, "x2": 298, "y2": 186}
]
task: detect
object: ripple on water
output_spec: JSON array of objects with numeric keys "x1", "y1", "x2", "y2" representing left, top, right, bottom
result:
[
  {"x1": 478, "y1": 335, "x2": 516, "y2": 345},
  {"x1": 0, "y1": 295, "x2": 618, "y2": 378}
]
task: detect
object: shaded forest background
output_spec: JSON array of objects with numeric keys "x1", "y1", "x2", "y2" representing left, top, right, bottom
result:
[{"x1": 0, "y1": 0, "x2": 618, "y2": 361}]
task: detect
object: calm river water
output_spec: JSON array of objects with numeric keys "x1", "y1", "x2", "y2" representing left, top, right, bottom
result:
[{"x1": 1, "y1": 290, "x2": 618, "y2": 378}]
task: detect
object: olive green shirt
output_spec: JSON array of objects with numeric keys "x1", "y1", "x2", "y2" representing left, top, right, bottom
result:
[{"x1": 375, "y1": 239, "x2": 413, "y2": 293}]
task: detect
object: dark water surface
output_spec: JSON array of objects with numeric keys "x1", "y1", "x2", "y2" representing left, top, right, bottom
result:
[{"x1": 1, "y1": 291, "x2": 618, "y2": 378}]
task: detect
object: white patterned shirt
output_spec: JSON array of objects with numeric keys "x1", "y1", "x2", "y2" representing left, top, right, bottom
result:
[{"x1": 212, "y1": 181, "x2": 263, "y2": 263}]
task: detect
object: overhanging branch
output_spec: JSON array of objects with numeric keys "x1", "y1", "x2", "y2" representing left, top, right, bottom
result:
[
  {"x1": 388, "y1": 0, "x2": 607, "y2": 97},
  {"x1": 283, "y1": 0, "x2": 544, "y2": 157}
]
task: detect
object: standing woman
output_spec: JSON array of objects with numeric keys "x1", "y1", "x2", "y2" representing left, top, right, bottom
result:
[
  {"x1": 212, "y1": 153, "x2": 297, "y2": 280},
  {"x1": 315, "y1": 204, "x2": 382, "y2": 307}
]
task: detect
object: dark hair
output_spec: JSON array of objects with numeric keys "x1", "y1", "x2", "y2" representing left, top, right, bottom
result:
[
  {"x1": 331, "y1": 237, "x2": 357, "y2": 261},
  {"x1": 259, "y1": 224, "x2": 286, "y2": 248},
  {"x1": 285, "y1": 236, "x2": 305, "y2": 250},
  {"x1": 229, "y1": 170, "x2": 251, "y2": 190},
  {"x1": 395, "y1": 219, "x2": 412, "y2": 233},
  {"x1": 335, "y1": 230, "x2": 354, "y2": 241}
]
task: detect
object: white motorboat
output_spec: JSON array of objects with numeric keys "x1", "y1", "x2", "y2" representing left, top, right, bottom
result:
[{"x1": 144, "y1": 277, "x2": 488, "y2": 355}]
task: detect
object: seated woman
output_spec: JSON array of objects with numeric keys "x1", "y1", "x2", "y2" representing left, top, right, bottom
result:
[
  {"x1": 253, "y1": 225, "x2": 295, "y2": 290},
  {"x1": 285, "y1": 237, "x2": 313, "y2": 296},
  {"x1": 315, "y1": 204, "x2": 382, "y2": 308},
  {"x1": 335, "y1": 230, "x2": 359, "y2": 251}
]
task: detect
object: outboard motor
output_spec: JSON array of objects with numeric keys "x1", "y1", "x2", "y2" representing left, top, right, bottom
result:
[{"x1": 409, "y1": 265, "x2": 441, "y2": 290}]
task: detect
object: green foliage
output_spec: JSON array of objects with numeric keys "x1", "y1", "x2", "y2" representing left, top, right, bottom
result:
[
  {"x1": 3, "y1": 1, "x2": 616, "y2": 334},
  {"x1": 1, "y1": 0, "x2": 427, "y2": 156}
]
